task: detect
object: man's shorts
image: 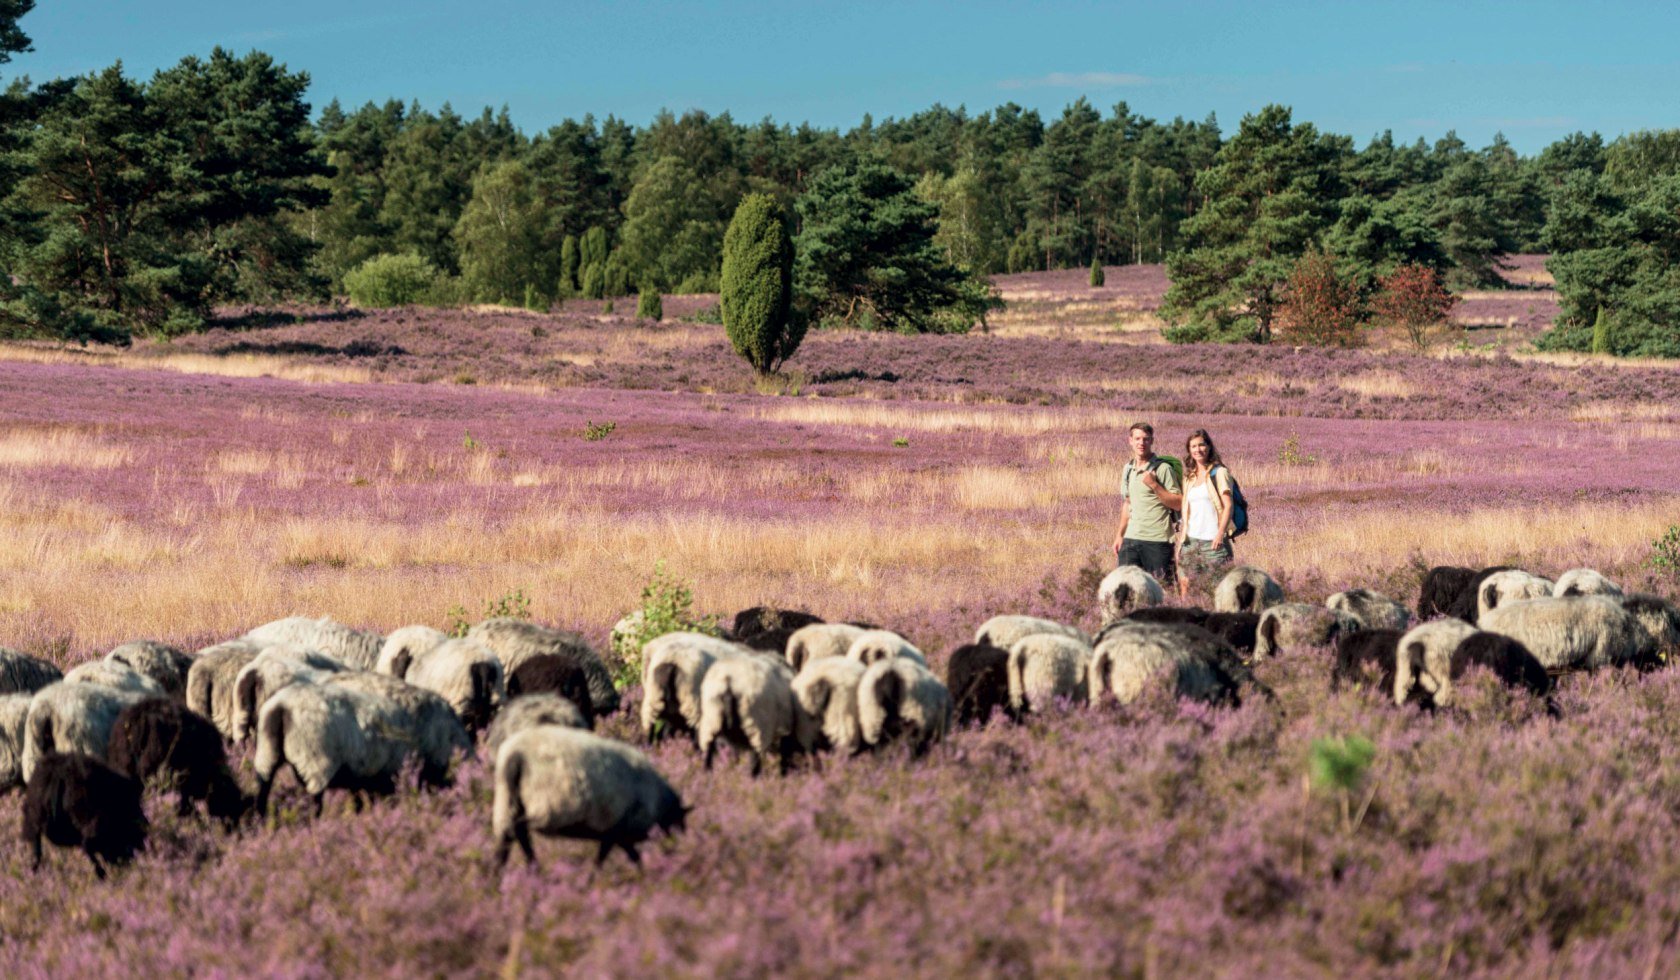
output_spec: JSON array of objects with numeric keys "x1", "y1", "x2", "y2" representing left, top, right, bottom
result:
[{"x1": 1117, "y1": 538, "x2": 1175, "y2": 580}]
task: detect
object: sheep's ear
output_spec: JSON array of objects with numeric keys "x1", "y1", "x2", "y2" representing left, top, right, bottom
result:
[
  {"x1": 390, "y1": 650, "x2": 413, "y2": 680},
  {"x1": 1481, "y1": 582, "x2": 1501, "y2": 615}
]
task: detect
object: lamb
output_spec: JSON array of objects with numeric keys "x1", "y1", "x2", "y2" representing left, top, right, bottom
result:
[
  {"x1": 1553, "y1": 568, "x2": 1623, "y2": 598},
  {"x1": 1213, "y1": 566, "x2": 1284, "y2": 614},
  {"x1": 245, "y1": 616, "x2": 384, "y2": 671},
  {"x1": 790, "y1": 657, "x2": 867, "y2": 755},
  {"x1": 466, "y1": 618, "x2": 620, "y2": 716},
  {"x1": 730, "y1": 606, "x2": 823, "y2": 643},
  {"x1": 639, "y1": 632, "x2": 747, "y2": 743},
  {"x1": 62, "y1": 660, "x2": 166, "y2": 696},
  {"x1": 105, "y1": 699, "x2": 248, "y2": 826},
  {"x1": 375, "y1": 625, "x2": 449, "y2": 677},
  {"x1": 1255, "y1": 603, "x2": 1359, "y2": 659},
  {"x1": 857, "y1": 657, "x2": 951, "y2": 755},
  {"x1": 483, "y1": 693, "x2": 590, "y2": 760},
  {"x1": 323, "y1": 671, "x2": 473, "y2": 787},
  {"x1": 1326, "y1": 589, "x2": 1411, "y2": 631},
  {"x1": 1621, "y1": 593, "x2": 1680, "y2": 656},
  {"x1": 785, "y1": 623, "x2": 866, "y2": 672},
  {"x1": 945, "y1": 643, "x2": 1013, "y2": 728},
  {"x1": 1097, "y1": 565, "x2": 1165, "y2": 624},
  {"x1": 1417, "y1": 565, "x2": 1478, "y2": 622},
  {"x1": 1203, "y1": 612, "x2": 1261, "y2": 657},
  {"x1": 1006, "y1": 634, "x2": 1092, "y2": 714},
  {"x1": 0, "y1": 693, "x2": 31, "y2": 792},
  {"x1": 697, "y1": 654, "x2": 806, "y2": 776},
  {"x1": 186, "y1": 640, "x2": 263, "y2": 739},
  {"x1": 105, "y1": 641, "x2": 194, "y2": 699},
  {"x1": 0, "y1": 647, "x2": 62, "y2": 695},
  {"x1": 22, "y1": 752, "x2": 148, "y2": 879},
  {"x1": 399, "y1": 638, "x2": 505, "y2": 734},
  {"x1": 1392, "y1": 619, "x2": 1479, "y2": 706},
  {"x1": 974, "y1": 615, "x2": 1090, "y2": 651},
  {"x1": 845, "y1": 629, "x2": 927, "y2": 667},
  {"x1": 1479, "y1": 595, "x2": 1658, "y2": 672},
  {"x1": 1476, "y1": 570, "x2": 1556, "y2": 622},
  {"x1": 1331, "y1": 629, "x2": 1406, "y2": 694},
  {"x1": 1087, "y1": 624, "x2": 1252, "y2": 708},
  {"x1": 492, "y1": 727, "x2": 688, "y2": 868},
  {"x1": 1451, "y1": 632, "x2": 1551, "y2": 698},
  {"x1": 506, "y1": 654, "x2": 596, "y2": 727},
  {"x1": 20, "y1": 681, "x2": 155, "y2": 784},
  {"x1": 230, "y1": 648, "x2": 344, "y2": 742},
  {"x1": 252, "y1": 681, "x2": 412, "y2": 817}
]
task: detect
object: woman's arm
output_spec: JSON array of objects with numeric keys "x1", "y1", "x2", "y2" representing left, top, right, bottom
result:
[{"x1": 1213, "y1": 469, "x2": 1234, "y2": 544}]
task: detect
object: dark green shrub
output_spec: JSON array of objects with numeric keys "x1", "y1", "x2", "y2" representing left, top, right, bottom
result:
[
  {"x1": 580, "y1": 262, "x2": 605, "y2": 300},
  {"x1": 1090, "y1": 259, "x2": 1105, "y2": 287},
  {"x1": 581, "y1": 226, "x2": 608, "y2": 271},
  {"x1": 343, "y1": 253, "x2": 439, "y2": 307},
  {"x1": 637, "y1": 289, "x2": 663, "y2": 321},
  {"x1": 721, "y1": 193, "x2": 800, "y2": 375},
  {"x1": 558, "y1": 234, "x2": 579, "y2": 297},
  {"x1": 603, "y1": 252, "x2": 631, "y2": 297}
]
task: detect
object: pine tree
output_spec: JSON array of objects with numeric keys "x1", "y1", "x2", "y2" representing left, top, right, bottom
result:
[{"x1": 721, "y1": 193, "x2": 799, "y2": 375}]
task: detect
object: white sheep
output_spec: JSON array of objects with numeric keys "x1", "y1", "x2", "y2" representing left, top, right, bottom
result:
[
  {"x1": 230, "y1": 648, "x2": 344, "y2": 742},
  {"x1": 245, "y1": 616, "x2": 385, "y2": 671},
  {"x1": 492, "y1": 727, "x2": 688, "y2": 868},
  {"x1": 639, "y1": 632, "x2": 747, "y2": 743},
  {"x1": 62, "y1": 660, "x2": 166, "y2": 696},
  {"x1": 466, "y1": 618, "x2": 620, "y2": 716},
  {"x1": 483, "y1": 693, "x2": 590, "y2": 761},
  {"x1": 1325, "y1": 589, "x2": 1412, "y2": 631},
  {"x1": 857, "y1": 657, "x2": 950, "y2": 754},
  {"x1": 0, "y1": 647, "x2": 62, "y2": 695},
  {"x1": 1255, "y1": 603, "x2": 1359, "y2": 659},
  {"x1": 105, "y1": 641, "x2": 194, "y2": 699},
  {"x1": 0, "y1": 692, "x2": 31, "y2": 792},
  {"x1": 697, "y1": 653, "x2": 807, "y2": 776},
  {"x1": 1214, "y1": 566, "x2": 1285, "y2": 614},
  {"x1": 973, "y1": 615, "x2": 1091, "y2": 651},
  {"x1": 1553, "y1": 568, "x2": 1623, "y2": 598},
  {"x1": 186, "y1": 640, "x2": 263, "y2": 740},
  {"x1": 1479, "y1": 595, "x2": 1655, "y2": 672},
  {"x1": 1622, "y1": 594, "x2": 1680, "y2": 656},
  {"x1": 1097, "y1": 566, "x2": 1165, "y2": 624},
  {"x1": 790, "y1": 657, "x2": 867, "y2": 756},
  {"x1": 1475, "y1": 570, "x2": 1555, "y2": 623},
  {"x1": 375, "y1": 625, "x2": 450, "y2": 677},
  {"x1": 1006, "y1": 634, "x2": 1092, "y2": 714},
  {"x1": 252, "y1": 681, "x2": 412, "y2": 817},
  {"x1": 323, "y1": 671, "x2": 472, "y2": 787},
  {"x1": 1087, "y1": 623, "x2": 1242, "y2": 707},
  {"x1": 785, "y1": 623, "x2": 866, "y2": 672},
  {"x1": 20, "y1": 681, "x2": 154, "y2": 783},
  {"x1": 400, "y1": 637, "x2": 505, "y2": 734},
  {"x1": 845, "y1": 629, "x2": 927, "y2": 667},
  {"x1": 1392, "y1": 619, "x2": 1480, "y2": 706}
]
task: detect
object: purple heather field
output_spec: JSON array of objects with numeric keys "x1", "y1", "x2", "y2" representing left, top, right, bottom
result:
[{"x1": 1, "y1": 263, "x2": 1679, "y2": 976}]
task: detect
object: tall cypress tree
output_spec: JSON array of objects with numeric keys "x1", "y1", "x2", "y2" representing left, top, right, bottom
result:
[{"x1": 720, "y1": 193, "x2": 798, "y2": 375}]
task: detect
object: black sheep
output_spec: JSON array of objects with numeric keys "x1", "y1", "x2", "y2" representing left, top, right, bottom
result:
[
  {"x1": 741, "y1": 626, "x2": 798, "y2": 656},
  {"x1": 1451, "y1": 632, "x2": 1552, "y2": 696},
  {"x1": 105, "y1": 699, "x2": 249, "y2": 827},
  {"x1": 1203, "y1": 612, "x2": 1261, "y2": 656},
  {"x1": 1125, "y1": 606, "x2": 1211, "y2": 627},
  {"x1": 729, "y1": 607, "x2": 824, "y2": 642},
  {"x1": 1444, "y1": 566, "x2": 1516, "y2": 622},
  {"x1": 1417, "y1": 566, "x2": 1475, "y2": 621},
  {"x1": 22, "y1": 752, "x2": 148, "y2": 879},
  {"x1": 1331, "y1": 629, "x2": 1405, "y2": 693},
  {"x1": 946, "y1": 644, "x2": 1013, "y2": 727},
  {"x1": 506, "y1": 654, "x2": 596, "y2": 728},
  {"x1": 0, "y1": 647, "x2": 62, "y2": 695}
]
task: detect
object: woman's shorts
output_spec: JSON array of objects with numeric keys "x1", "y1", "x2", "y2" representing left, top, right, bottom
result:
[{"x1": 1179, "y1": 537, "x2": 1234, "y2": 578}]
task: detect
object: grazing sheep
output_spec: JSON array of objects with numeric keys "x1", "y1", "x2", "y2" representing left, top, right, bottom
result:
[
  {"x1": 322, "y1": 671, "x2": 473, "y2": 787},
  {"x1": 1451, "y1": 632, "x2": 1551, "y2": 698},
  {"x1": 1213, "y1": 566, "x2": 1284, "y2": 614},
  {"x1": 697, "y1": 654, "x2": 805, "y2": 776},
  {"x1": 375, "y1": 625, "x2": 449, "y2": 677},
  {"x1": 186, "y1": 640, "x2": 262, "y2": 739},
  {"x1": 1087, "y1": 624, "x2": 1251, "y2": 707},
  {"x1": 945, "y1": 644, "x2": 1013, "y2": 728},
  {"x1": 492, "y1": 727, "x2": 688, "y2": 868},
  {"x1": 1203, "y1": 612, "x2": 1261, "y2": 656},
  {"x1": 639, "y1": 633, "x2": 747, "y2": 743},
  {"x1": 466, "y1": 618, "x2": 619, "y2": 716},
  {"x1": 857, "y1": 657, "x2": 951, "y2": 755},
  {"x1": 245, "y1": 616, "x2": 384, "y2": 671},
  {"x1": 846, "y1": 630, "x2": 927, "y2": 667},
  {"x1": 105, "y1": 699, "x2": 248, "y2": 826},
  {"x1": 1479, "y1": 595, "x2": 1657, "y2": 672},
  {"x1": 1393, "y1": 619, "x2": 1480, "y2": 706},
  {"x1": 1326, "y1": 589, "x2": 1412, "y2": 631},
  {"x1": 1621, "y1": 593, "x2": 1680, "y2": 656},
  {"x1": 0, "y1": 647, "x2": 62, "y2": 695},
  {"x1": 483, "y1": 693, "x2": 590, "y2": 760},
  {"x1": 231, "y1": 649, "x2": 343, "y2": 742},
  {"x1": 1123, "y1": 606, "x2": 1210, "y2": 628},
  {"x1": 974, "y1": 615, "x2": 1091, "y2": 651},
  {"x1": 1255, "y1": 604, "x2": 1359, "y2": 659},
  {"x1": 1331, "y1": 629, "x2": 1405, "y2": 694},
  {"x1": 790, "y1": 657, "x2": 867, "y2": 755},
  {"x1": 1476, "y1": 570, "x2": 1556, "y2": 622},
  {"x1": 507, "y1": 654, "x2": 596, "y2": 727},
  {"x1": 1098, "y1": 566, "x2": 1165, "y2": 624},
  {"x1": 730, "y1": 606, "x2": 823, "y2": 643},
  {"x1": 252, "y1": 682, "x2": 410, "y2": 817},
  {"x1": 786, "y1": 623, "x2": 866, "y2": 672},
  {"x1": 1554, "y1": 568, "x2": 1623, "y2": 598},
  {"x1": 1006, "y1": 634, "x2": 1092, "y2": 714},
  {"x1": 1417, "y1": 565, "x2": 1477, "y2": 622},
  {"x1": 0, "y1": 693, "x2": 31, "y2": 792},
  {"x1": 21, "y1": 682, "x2": 155, "y2": 784},
  {"x1": 400, "y1": 638, "x2": 505, "y2": 734},
  {"x1": 1445, "y1": 566, "x2": 1516, "y2": 622},
  {"x1": 22, "y1": 752, "x2": 148, "y2": 879},
  {"x1": 63, "y1": 660, "x2": 166, "y2": 696},
  {"x1": 105, "y1": 641, "x2": 193, "y2": 699}
]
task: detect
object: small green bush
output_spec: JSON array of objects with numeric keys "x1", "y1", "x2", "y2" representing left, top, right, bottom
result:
[
  {"x1": 580, "y1": 262, "x2": 605, "y2": 300},
  {"x1": 343, "y1": 253, "x2": 439, "y2": 307},
  {"x1": 446, "y1": 587, "x2": 532, "y2": 638},
  {"x1": 637, "y1": 289, "x2": 663, "y2": 321},
  {"x1": 1651, "y1": 525, "x2": 1680, "y2": 578},
  {"x1": 1089, "y1": 258, "x2": 1105, "y2": 287},
  {"x1": 609, "y1": 562, "x2": 720, "y2": 688}
]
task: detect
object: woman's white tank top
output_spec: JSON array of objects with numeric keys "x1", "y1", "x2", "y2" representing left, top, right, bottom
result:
[{"x1": 1185, "y1": 478, "x2": 1219, "y2": 540}]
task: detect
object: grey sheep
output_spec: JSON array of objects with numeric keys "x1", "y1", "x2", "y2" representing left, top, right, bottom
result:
[
  {"x1": 1255, "y1": 603, "x2": 1359, "y2": 659},
  {"x1": 1326, "y1": 589, "x2": 1412, "y2": 631},
  {"x1": 790, "y1": 657, "x2": 867, "y2": 756},
  {"x1": 21, "y1": 681, "x2": 155, "y2": 784},
  {"x1": 466, "y1": 617, "x2": 620, "y2": 716},
  {"x1": 845, "y1": 630, "x2": 927, "y2": 667},
  {"x1": 484, "y1": 693, "x2": 590, "y2": 761},
  {"x1": 399, "y1": 637, "x2": 505, "y2": 734},
  {"x1": 697, "y1": 654, "x2": 807, "y2": 776},
  {"x1": 323, "y1": 671, "x2": 472, "y2": 787},
  {"x1": 375, "y1": 625, "x2": 449, "y2": 677},
  {"x1": 1087, "y1": 623, "x2": 1249, "y2": 708},
  {"x1": 1553, "y1": 568, "x2": 1622, "y2": 598},
  {"x1": 105, "y1": 641, "x2": 194, "y2": 699},
  {"x1": 639, "y1": 632, "x2": 748, "y2": 743},
  {"x1": 1097, "y1": 566, "x2": 1165, "y2": 624},
  {"x1": 230, "y1": 649, "x2": 344, "y2": 742},
  {"x1": 857, "y1": 657, "x2": 950, "y2": 755},
  {"x1": 62, "y1": 660, "x2": 166, "y2": 697},
  {"x1": 1214, "y1": 566, "x2": 1285, "y2": 614},
  {"x1": 1393, "y1": 619, "x2": 1480, "y2": 706},
  {"x1": 1479, "y1": 595, "x2": 1656, "y2": 672},
  {"x1": 1006, "y1": 633, "x2": 1092, "y2": 714},
  {"x1": 245, "y1": 616, "x2": 385, "y2": 671},
  {"x1": 973, "y1": 615, "x2": 1091, "y2": 651},
  {"x1": 1475, "y1": 570, "x2": 1555, "y2": 623},
  {"x1": 186, "y1": 640, "x2": 263, "y2": 739},
  {"x1": 492, "y1": 726, "x2": 688, "y2": 868},
  {"x1": 252, "y1": 681, "x2": 412, "y2": 817},
  {"x1": 785, "y1": 623, "x2": 866, "y2": 672},
  {"x1": 0, "y1": 692, "x2": 30, "y2": 792},
  {"x1": 0, "y1": 647, "x2": 62, "y2": 695},
  {"x1": 1621, "y1": 593, "x2": 1680, "y2": 656}
]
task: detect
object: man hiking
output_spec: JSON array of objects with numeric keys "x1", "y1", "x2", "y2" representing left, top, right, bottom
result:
[{"x1": 1110, "y1": 421, "x2": 1182, "y2": 580}]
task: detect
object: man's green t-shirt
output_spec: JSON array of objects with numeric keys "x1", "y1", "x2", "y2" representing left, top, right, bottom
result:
[{"x1": 1123, "y1": 457, "x2": 1180, "y2": 543}]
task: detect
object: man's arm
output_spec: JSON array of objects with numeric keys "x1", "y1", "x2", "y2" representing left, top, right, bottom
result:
[
  {"x1": 1140, "y1": 469, "x2": 1183, "y2": 511},
  {"x1": 1112, "y1": 498, "x2": 1131, "y2": 554}
]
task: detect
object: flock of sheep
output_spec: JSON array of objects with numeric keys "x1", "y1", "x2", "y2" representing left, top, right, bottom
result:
[{"x1": 2, "y1": 560, "x2": 1678, "y2": 879}]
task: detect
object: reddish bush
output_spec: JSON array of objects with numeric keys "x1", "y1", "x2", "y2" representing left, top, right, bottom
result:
[
  {"x1": 1275, "y1": 250, "x2": 1364, "y2": 347},
  {"x1": 1374, "y1": 263, "x2": 1459, "y2": 349}
]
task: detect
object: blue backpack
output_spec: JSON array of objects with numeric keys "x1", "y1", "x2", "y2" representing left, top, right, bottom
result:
[{"x1": 1213, "y1": 465, "x2": 1249, "y2": 538}]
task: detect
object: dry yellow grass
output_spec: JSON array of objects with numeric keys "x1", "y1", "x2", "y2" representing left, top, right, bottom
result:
[
  {"x1": 1338, "y1": 371, "x2": 1420, "y2": 400},
  {"x1": 0, "y1": 342, "x2": 373, "y2": 385},
  {"x1": 0, "y1": 427, "x2": 134, "y2": 470}
]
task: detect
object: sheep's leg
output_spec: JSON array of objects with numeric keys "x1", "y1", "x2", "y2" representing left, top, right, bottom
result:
[
  {"x1": 254, "y1": 777, "x2": 272, "y2": 818},
  {"x1": 176, "y1": 790, "x2": 196, "y2": 819},
  {"x1": 595, "y1": 840, "x2": 614, "y2": 865},
  {"x1": 310, "y1": 792, "x2": 325, "y2": 819},
  {"x1": 514, "y1": 821, "x2": 537, "y2": 867},
  {"x1": 749, "y1": 752, "x2": 764, "y2": 779},
  {"x1": 350, "y1": 791, "x2": 366, "y2": 814},
  {"x1": 27, "y1": 831, "x2": 42, "y2": 872},
  {"x1": 703, "y1": 740, "x2": 717, "y2": 771},
  {"x1": 85, "y1": 848, "x2": 108, "y2": 881},
  {"x1": 621, "y1": 843, "x2": 641, "y2": 866},
  {"x1": 777, "y1": 748, "x2": 790, "y2": 777}
]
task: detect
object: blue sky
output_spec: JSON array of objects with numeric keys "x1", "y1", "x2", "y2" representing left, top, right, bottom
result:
[{"x1": 10, "y1": 1, "x2": 1679, "y2": 153}]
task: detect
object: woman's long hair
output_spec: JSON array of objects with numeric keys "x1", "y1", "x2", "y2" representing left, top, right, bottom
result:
[{"x1": 1183, "y1": 428, "x2": 1223, "y2": 481}]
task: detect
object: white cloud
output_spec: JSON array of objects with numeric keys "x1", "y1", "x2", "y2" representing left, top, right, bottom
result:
[{"x1": 998, "y1": 71, "x2": 1152, "y2": 91}]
